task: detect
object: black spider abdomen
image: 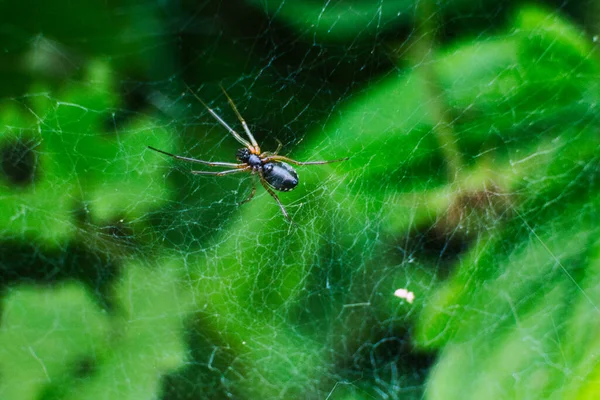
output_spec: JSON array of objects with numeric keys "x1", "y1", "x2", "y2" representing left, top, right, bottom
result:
[{"x1": 262, "y1": 162, "x2": 298, "y2": 191}]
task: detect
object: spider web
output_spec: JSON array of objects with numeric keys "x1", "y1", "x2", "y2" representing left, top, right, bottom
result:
[{"x1": 1, "y1": 1, "x2": 600, "y2": 399}]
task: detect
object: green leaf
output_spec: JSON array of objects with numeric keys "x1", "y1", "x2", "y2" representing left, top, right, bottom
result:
[
  {"x1": 0, "y1": 283, "x2": 109, "y2": 399},
  {"x1": 0, "y1": 256, "x2": 193, "y2": 400},
  {"x1": 0, "y1": 61, "x2": 174, "y2": 246}
]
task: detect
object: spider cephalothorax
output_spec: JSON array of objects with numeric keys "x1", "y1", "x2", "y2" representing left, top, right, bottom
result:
[
  {"x1": 149, "y1": 85, "x2": 348, "y2": 222},
  {"x1": 236, "y1": 148, "x2": 262, "y2": 170}
]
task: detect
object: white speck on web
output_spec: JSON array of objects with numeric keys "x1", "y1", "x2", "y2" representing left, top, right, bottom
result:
[{"x1": 394, "y1": 288, "x2": 415, "y2": 304}]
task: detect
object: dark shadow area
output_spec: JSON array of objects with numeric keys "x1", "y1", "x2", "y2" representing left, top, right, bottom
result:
[
  {"x1": 0, "y1": 241, "x2": 120, "y2": 311},
  {"x1": 161, "y1": 316, "x2": 242, "y2": 400},
  {"x1": 1, "y1": 138, "x2": 39, "y2": 186},
  {"x1": 333, "y1": 326, "x2": 436, "y2": 399}
]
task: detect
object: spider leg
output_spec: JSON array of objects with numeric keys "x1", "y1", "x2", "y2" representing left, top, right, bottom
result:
[
  {"x1": 148, "y1": 146, "x2": 245, "y2": 168},
  {"x1": 273, "y1": 138, "x2": 283, "y2": 155},
  {"x1": 259, "y1": 174, "x2": 291, "y2": 222},
  {"x1": 184, "y1": 83, "x2": 253, "y2": 149},
  {"x1": 264, "y1": 155, "x2": 349, "y2": 165},
  {"x1": 191, "y1": 167, "x2": 251, "y2": 176},
  {"x1": 240, "y1": 177, "x2": 257, "y2": 205},
  {"x1": 220, "y1": 84, "x2": 260, "y2": 153},
  {"x1": 260, "y1": 139, "x2": 283, "y2": 158}
]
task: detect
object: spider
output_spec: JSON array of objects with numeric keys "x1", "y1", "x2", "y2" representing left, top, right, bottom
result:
[{"x1": 149, "y1": 86, "x2": 348, "y2": 222}]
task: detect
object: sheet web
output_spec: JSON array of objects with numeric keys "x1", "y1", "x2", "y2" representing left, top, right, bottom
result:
[{"x1": 1, "y1": 1, "x2": 600, "y2": 399}]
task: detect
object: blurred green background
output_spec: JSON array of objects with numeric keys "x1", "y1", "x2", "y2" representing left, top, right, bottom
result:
[{"x1": 2, "y1": 0, "x2": 600, "y2": 399}]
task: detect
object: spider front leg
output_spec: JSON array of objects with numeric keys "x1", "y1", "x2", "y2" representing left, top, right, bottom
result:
[
  {"x1": 220, "y1": 84, "x2": 260, "y2": 153},
  {"x1": 259, "y1": 175, "x2": 291, "y2": 222},
  {"x1": 264, "y1": 155, "x2": 349, "y2": 165},
  {"x1": 191, "y1": 167, "x2": 250, "y2": 176},
  {"x1": 183, "y1": 84, "x2": 254, "y2": 150},
  {"x1": 148, "y1": 146, "x2": 245, "y2": 168}
]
